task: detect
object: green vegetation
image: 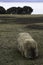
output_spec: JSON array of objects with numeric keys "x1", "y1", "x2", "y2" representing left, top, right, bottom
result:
[{"x1": 0, "y1": 23, "x2": 43, "y2": 65}]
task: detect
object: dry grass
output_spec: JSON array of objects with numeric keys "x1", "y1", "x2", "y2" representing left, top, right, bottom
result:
[{"x1": 0, "y1": 23, "x2": 43, "y2": 65}]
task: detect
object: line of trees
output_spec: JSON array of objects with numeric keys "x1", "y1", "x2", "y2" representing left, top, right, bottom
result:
[{"x1": 0, "y1": 6, "x2": 33, "y2": 14}]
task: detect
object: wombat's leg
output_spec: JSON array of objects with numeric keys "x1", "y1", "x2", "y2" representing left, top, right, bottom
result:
[
  {"x1": 20, "y1": 46, "x2": 24, "y2": 56},
  {"x1": 35, "y1": 47, "x2": 38, "y2": 57},
  {"x1": 24, "y1": 50, "x2": 29, "y2": 58},
  {"x1": 21, "y1": 50, "x2": 24, "y2": 56},
  {"x1": 24, "y1": 50, "x2": 27, "y2": 58},
  {"x1": 23, "y1": 45, "x2": 30, "y2": 58},
  {"x1": 24, "y1": 49, "x2": 32, "y2": 59}
]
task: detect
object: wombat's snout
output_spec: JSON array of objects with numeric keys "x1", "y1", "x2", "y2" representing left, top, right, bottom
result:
[{"x1": 31, "y1": 47, "x2": 36, "y2": 59}]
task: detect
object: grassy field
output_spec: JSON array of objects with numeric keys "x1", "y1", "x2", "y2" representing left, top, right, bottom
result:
[
  {"x1": 0, "y1": 14, "x2": 43, "y2": 24},
  {"x1": 0, "y1": 22, "x2": 43, "y2": 65}
]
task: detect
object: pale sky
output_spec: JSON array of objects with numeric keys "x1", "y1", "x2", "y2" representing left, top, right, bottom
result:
[
  {"x1": 0, "y1": 2, "x2": 43, "y2": 14},
  {"x1": 0, "y1": 0, "x2": 43, "y2": 2}
]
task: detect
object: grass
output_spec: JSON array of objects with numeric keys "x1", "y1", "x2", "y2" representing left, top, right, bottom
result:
[
  {"x1": 0, "y1": 14, "x2": 43, "y2": 24},
  {"x1": 0, "y1": 23, "x2": 43, "y2": 65}
]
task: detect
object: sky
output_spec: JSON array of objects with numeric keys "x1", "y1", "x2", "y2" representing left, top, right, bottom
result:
[
  {"x1": 0, "y1": 2, "x2": 43, "y2": 14},
  {"x1": 0, "y1": 0, "x2": 43, "y2": 2}
]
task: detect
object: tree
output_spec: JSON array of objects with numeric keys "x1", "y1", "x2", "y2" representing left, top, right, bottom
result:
[
  {"x1": 6, "y1": 7, "x2": 17, "y2": 14},
  {"x1": 23, "y1": 6, "x2": 33, "y2": 14},
  {"x1": 16, "y1": 7, "x2": 23, "y2": 14},
  {"x1": 0, "y1": 6, "x2": 6, "y2": 14}
]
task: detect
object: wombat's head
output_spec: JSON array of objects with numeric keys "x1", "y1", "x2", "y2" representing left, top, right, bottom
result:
[
  {"x1": 29, "y1": 47, "x2": 37, "y2": 59},
  {"x1": 24, "y1": 40, "x2": 38, "y2": 59}
]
